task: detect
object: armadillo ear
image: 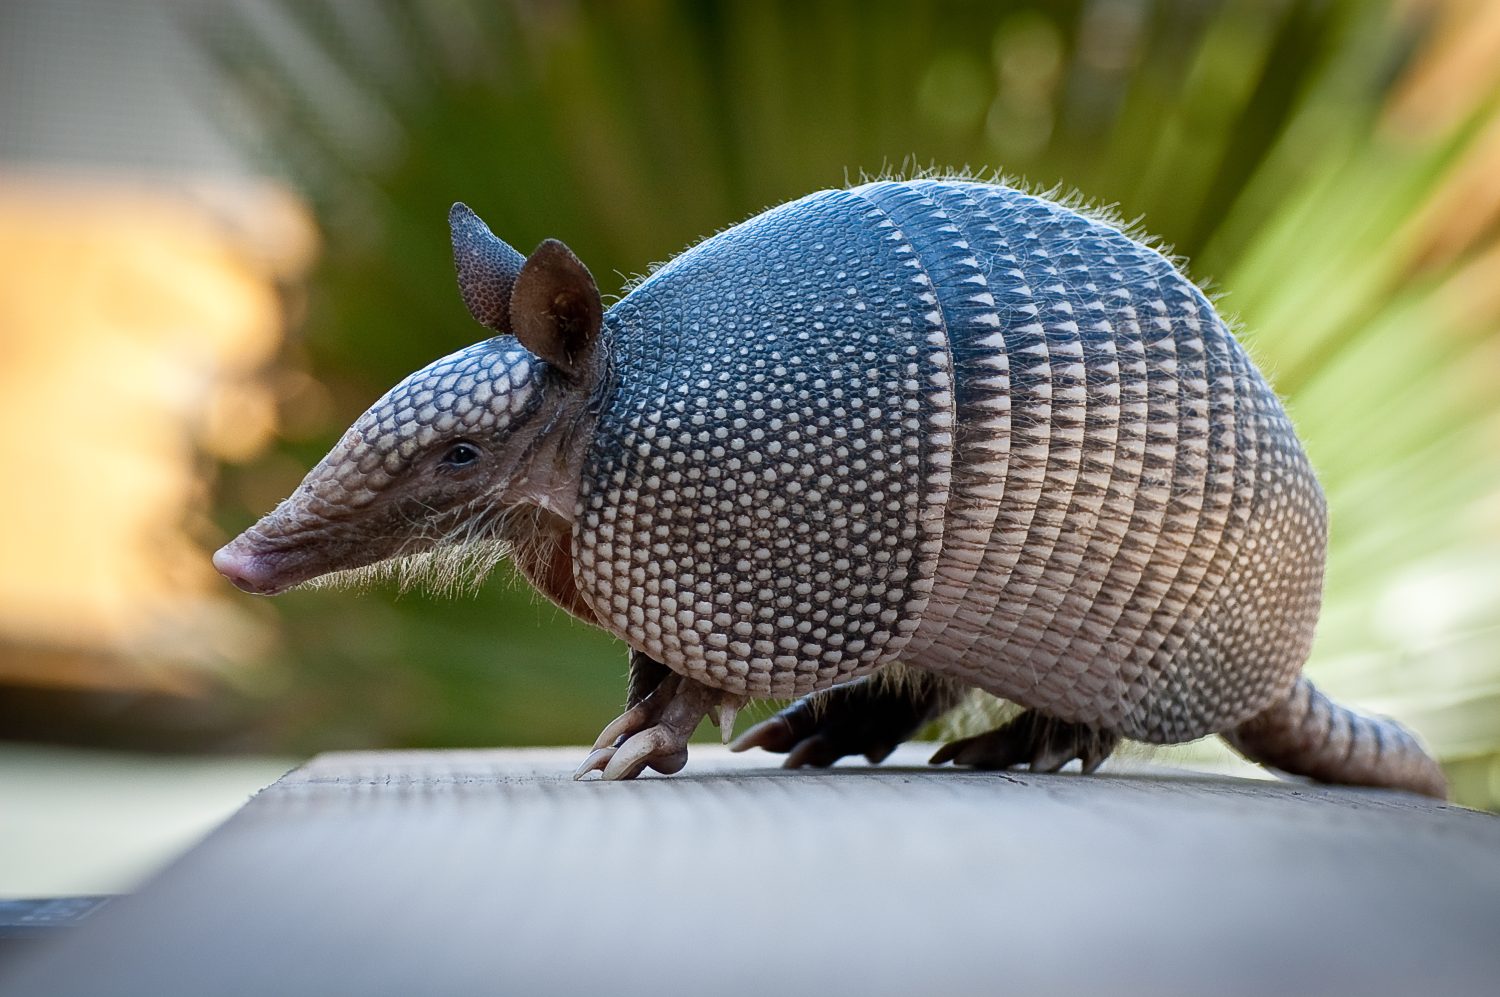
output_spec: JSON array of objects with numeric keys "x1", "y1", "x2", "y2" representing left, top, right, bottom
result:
[
  {"x1": 450, "y1": 202, "x2": 526, "y2": 331},
  {"x1": 510, "y1": 239, "x2": 603, "y2": 378}
]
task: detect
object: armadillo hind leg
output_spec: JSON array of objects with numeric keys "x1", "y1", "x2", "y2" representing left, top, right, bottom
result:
[
  {"x1": 730, "y1": 669, "x2": 968, "y2": 768},
  {"x1": 930, "y1": 710, "x2": 1121, "y2": 775},
  {"x1": 575, "y1": 668, "x2": 746, "y2": 781},
  {"x1": 1223, "y1": 676, "x2": 1448, "y2": 799}
]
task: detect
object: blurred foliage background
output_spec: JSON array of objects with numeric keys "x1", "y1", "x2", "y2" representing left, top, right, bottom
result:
[{"x1": 2, "y1": 0, "x2": 1498, "y2": 813}]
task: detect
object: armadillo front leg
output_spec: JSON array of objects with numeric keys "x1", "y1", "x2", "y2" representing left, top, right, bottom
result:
[
  {"x1": 624, "y1": 648, "x2": 672, "y2": 708},
  {"x1": 930, "y1": 710, "x2": 1121, "y2": 774},
  {"x1": 730, "y1": 670, "x2": 968, "y2": 768},
  {"x1": 574, "y1": 658, "x2": 746, "y2": 781}
]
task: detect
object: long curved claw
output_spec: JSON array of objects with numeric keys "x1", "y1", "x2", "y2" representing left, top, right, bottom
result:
[
  {"x1": 576, "y1": 671, "x2": 742, "y2": 781},
  {"x1": 730, "y1": 673, "x2": 967, "y2": 769},
  {"x1": 573, "y1": 746, "x2": 617, "y2": 780},
  {"x1": 602, "y1": 730, "x2": 689, "y2": 781},
  {"x1": 929, "y1": 720, "x2": 1030, "y2": 768},
  {"x1": 930, "y1": 710, "x2": 1120, "y2": 774},
  {"x1": 928, "y1": 734, "x2": 1021, "y2": 769},
  {"x1": 729, "y1": 715, "x2": 800, "y2": 754},
  {"x1": 590, "y1": 701, "x2": 657, "y2": 751},
  {"x1": 1079, "y1": 740, "x2": 1111, "y2": 774},
  {"x1": 573, "y1": 742, "x2": 691, "y2": 781},
  {"x1": 927, "y1": 739, "x2": 964, "y2": 766},
  {"x1": 1028, "y1": 741, "x2": 1075, "y2": 774},
  {"x1": 784, "y1": 734, "x2": 844, "y2": 769}
]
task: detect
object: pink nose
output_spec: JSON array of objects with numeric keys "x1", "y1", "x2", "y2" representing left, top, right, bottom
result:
[{"x1": 213, "y1": 544, "x2": 280, "y2": 595}]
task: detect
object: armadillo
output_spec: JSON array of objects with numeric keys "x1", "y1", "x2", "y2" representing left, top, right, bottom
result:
[{"x1": 213, "y1": 178, "x2": 1447, "y2": 797}]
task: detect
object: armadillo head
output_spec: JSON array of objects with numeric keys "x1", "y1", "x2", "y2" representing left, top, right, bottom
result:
[{"x1": 213, "y1": 204, "x2": 606, "y2": 596}]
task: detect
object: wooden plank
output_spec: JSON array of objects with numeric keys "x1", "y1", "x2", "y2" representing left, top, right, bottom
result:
[{"x1": 1, "y1": 746, "x2": 1497, "y2": 996}]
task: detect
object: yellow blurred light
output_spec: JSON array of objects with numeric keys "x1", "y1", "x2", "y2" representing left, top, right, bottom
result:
[{"x1": 0, "y1": 176, "x2": 315, "y2": 689}]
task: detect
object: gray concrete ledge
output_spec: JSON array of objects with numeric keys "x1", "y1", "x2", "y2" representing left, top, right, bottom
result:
[{"x1": 2, "y1": 746, "x2": 1497, "y2": 997}]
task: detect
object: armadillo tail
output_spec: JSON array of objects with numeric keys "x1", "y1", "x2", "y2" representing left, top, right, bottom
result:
[{"x1": 1223, "y1": 677, "x2": 1447, "y2": 799}]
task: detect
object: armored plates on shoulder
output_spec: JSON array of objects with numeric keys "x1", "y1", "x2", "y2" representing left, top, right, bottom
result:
[{"x1": 573, "y1": 189, "x2": 956, "y2": 698}]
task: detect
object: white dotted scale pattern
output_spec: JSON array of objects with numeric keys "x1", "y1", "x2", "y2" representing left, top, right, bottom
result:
[
  {"x1": 574, "y1": 190, "x2": 955, "y2": 697},
  {"x1": 289, "y1": 338, "x2": 543, "y2": 517},
  {"x1": 573, "y1": 180, "x2": 1326, "y2": 737}
]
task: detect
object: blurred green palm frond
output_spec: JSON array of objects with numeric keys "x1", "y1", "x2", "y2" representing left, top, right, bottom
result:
[{"x1": 198, "y1": 0, "x2": 1500, "y2": 806}]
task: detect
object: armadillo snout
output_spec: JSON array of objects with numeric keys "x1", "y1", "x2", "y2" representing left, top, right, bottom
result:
[{"x1": 213, "y1": 538, "x2": 294, "y2": 596}]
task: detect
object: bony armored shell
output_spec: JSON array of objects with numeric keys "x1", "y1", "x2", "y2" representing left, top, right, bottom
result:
[{"x1": 214, "y1": 179, "x2": 1447, "y2": 798}]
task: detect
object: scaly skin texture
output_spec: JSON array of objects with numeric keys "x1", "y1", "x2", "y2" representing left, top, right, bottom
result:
[{"x1": 215, "y1": 181, "x2": 1447, "y2": 798}]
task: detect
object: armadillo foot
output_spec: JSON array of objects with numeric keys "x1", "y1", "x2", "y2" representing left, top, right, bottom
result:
[
  {"x1": 730, "y1": 672, "x2": 966, "y2": 769},
  {"x1": 930, "y1": 709, "x2": 1120, "y2": 774},
  {"x1": 575, "y1": 673, "x2": 742, "y2": 781}
]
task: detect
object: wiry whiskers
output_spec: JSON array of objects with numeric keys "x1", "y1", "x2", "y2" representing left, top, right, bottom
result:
[{"x1": 305, "y1": 498, "x2": 537, "y2": 597}]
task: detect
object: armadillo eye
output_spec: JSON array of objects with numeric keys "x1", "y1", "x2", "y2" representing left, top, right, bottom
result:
[{"x1": 440, "y1": 442, "x2": 481, "y2": 468}]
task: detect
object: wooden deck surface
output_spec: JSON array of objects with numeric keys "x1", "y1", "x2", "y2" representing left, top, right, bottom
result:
[{"x1": 2, "y1": 745, "x2": 1497, "y2": 996}]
